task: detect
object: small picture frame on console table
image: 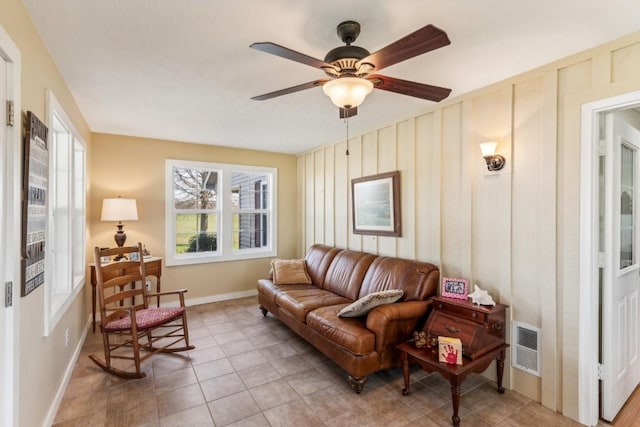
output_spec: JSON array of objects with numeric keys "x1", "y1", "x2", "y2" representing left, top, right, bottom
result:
[
  {"x1": 441, "y1": 277, "x2": 469, "y2": 300},
  {"x1": 100, "y1": 247, "x2": 111, "y2": 264}
]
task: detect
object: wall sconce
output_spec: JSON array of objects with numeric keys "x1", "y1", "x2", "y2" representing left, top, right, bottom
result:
[{"x1": 480, "y1": 142, "x2": 505, "y2": 172}]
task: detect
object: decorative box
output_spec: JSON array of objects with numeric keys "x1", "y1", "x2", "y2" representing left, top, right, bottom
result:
[{"x1": 438, "y1": 336, "x2": 462, "y2": 364}]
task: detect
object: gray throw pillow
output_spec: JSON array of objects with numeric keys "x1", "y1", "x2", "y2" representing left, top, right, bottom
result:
[{"x1": 337, "y1": 290, "x2": 404, "y2": 317}]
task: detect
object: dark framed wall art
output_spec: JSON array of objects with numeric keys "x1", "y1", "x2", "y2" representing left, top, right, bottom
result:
[
  {"x1": 351, "y1": 171, "x2": 401, "y2": 237},
  {"x1": 21, "y1": 111, "x2": 49, "y2": 296}
]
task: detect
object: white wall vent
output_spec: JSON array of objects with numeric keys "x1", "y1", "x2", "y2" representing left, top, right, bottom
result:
[{"x1": 511, "y1": 321, "x2": 541, "y2": 377}]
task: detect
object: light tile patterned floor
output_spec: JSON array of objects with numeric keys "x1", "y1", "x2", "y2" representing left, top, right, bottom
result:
[{"x1": 53, "y1": 296, "x2": 588, "y2": 426}]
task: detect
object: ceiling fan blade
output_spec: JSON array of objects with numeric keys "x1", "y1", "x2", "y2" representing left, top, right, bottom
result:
[
  {"x1": 357, "y1": 25, "x2": 450, "y2": 72},
  {"x1": 339, "y1": 107, "x2": 357, "y2": 119},
  {"x1": 251, "y1": 42, "x2": 338, "y2": 72},
  {"x1": 368, "y1": 74, "x2": 451, "y2": 102},
  {"x1": 251, "y1": 80, "x2": 328, "y2": 101}
]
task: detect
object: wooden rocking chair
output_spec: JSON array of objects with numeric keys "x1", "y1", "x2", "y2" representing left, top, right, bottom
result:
[{"x1": 89, "y1": 243, "x2": 194, "y2": 379}]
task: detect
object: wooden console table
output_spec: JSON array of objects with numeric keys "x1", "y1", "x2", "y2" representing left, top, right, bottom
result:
[
  {"x1": 397, "y1": 342, "x2": 508, "y2": 427},
  {"x1": 90, "y1": 257, "x2": 162, "y2": 332},
  {"x1": 399, "y1": 296, "x2": 509, "y2": 426}
]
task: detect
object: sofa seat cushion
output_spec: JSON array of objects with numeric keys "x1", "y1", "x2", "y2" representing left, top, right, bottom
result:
[
  {"x1": 257, "y1": 279, "x2": 317, "y2": 304},
  {"x1": 276, "y1": 289, "x2": 351, "y2": 323},
  {"x1": 306, "y1": 305, "x2": 375, "y2": 356}
]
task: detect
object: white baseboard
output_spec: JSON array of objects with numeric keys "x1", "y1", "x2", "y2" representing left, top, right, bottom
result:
[
  {"x1": 151, "y1": 289, "x2": 258, "y2": 308},
  {"x1": 44, "y1": 318, "x2": 91, "y2": 427},
  {"x1": 184, "y1": 289, "x2": 258, "y2": 307}
]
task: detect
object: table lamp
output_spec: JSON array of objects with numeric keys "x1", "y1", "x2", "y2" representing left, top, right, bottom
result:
[{"x1": 101, "y1": 197, "x2": 138, "y2": 259}]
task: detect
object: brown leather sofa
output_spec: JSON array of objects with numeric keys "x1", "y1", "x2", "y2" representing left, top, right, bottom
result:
[{"x1": 257, "y1": 244, "x2": 440, "y2": 393}]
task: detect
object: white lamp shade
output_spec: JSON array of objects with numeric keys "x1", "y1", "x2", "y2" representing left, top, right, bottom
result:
[
  {"x1": 322, "y1": 77, "x2": 374, "y2": 108},
  {"x1": 101, "y1": 198, "x2": 138, "y2": 222},
  {"x1": 480, "y1": 141, "x2": 498, "y2": 157}
]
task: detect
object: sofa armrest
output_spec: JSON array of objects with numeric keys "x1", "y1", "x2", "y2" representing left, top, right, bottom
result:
[{"x1": 366, "y1": 300, "x2": 432, "y2": 354}]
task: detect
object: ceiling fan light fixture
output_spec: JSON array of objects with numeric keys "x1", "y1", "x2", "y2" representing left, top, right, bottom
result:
[{"x1": 322, "y1": 77, "x2": 373, "y2": 108}]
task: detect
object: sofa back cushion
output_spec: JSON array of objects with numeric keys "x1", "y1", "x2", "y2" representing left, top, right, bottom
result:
[
  {"x1": 304, "y1": 244, "x2": 342, "y2": 287},
  {"x1": 323, "y1": 249, "x2": 377, "y2": 300},
  {"x1": 358, "y1": 256, "x2": 440, "y2": 301}
]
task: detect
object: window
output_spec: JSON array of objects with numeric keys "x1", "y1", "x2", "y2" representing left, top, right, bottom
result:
[
  {"x1": 165, "y1": 159, "x2": 276, "y2": 266},
  {"x1": 44, "y1": 90, "x2": 86, "y2": 336}
]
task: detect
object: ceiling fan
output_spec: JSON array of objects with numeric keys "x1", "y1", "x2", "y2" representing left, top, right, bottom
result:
[{"x1": 250, "y1": 20, "x2": 452, "y2": 118}]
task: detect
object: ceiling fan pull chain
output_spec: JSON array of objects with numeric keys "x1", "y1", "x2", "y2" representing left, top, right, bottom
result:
[{"x1": 345, "y1": 117, "x2": 350, "y2": 156}]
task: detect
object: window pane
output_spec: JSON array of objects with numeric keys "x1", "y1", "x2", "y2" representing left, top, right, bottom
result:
[
  {"x1": 620, "y1": 144, "x2": 635, "y2": 269},
  {"x1": 233, "y1": 213, "x2": 268, "y2": 249},
  {"x1": 231, "y1": 171, "x2": 269, "y2": 209},
  {"x1": 175, "y1": 213, "x2": 218, "y2": 253},
  {"x1": 53, "y1": 127, "x2": 71, "y2": 296},
  {"x1": 72, "y1": 141, "x2": 85, "y2": 284},
  {"x1": 174, "y1": 168, "x2": 218, "y2": 209}
]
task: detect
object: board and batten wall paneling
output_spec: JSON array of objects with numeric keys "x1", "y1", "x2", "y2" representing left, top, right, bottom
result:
[
  {"x1": 441, "y1": 102, "x2": 472, "y2": 279},
  {"x1": 557, "y1": 59, "x2": 593, "y2": 420},
  {"x1": 612, "y1": 41, "x2": 640, "y2": 83},
  {"x1": 511, "y1": 74, "x2": 548, "y2": 403},
  {"x1": 415, "y1": 111, "x2": 442, "y2": 265},
  {"x1": 324, "y1": 145, "x2": 335, "y2": 246},
  {"x1": 297, "y1": 154, "x2": 305, "y2": 256},
  {"x1": 304, "y1": 152, "x2": 315, "y2": 250},
  {"x1": 539, "y1": 70, "x2": 559, "y2": 412},
  {"x1": 348, "y1": 137, "x2": 363, "y2": 251},
  {"x1": 377, "y1": 125, "x2": 397, "y2": 257},
  {"x1": 297, "y1": 31, "x2": 640, "y2": 423},
  {"x1": 361, "y1": 131, "x2": 379, "y2": 254},
  {"x1": 314, "y1": 149, "x2": 325, "y2": 245},
  {"x1": 470, "y1": 87, "x2": 513, "y2": 307},
  {"x1": 397, "y1": 119, "x2": 417, "y2": 260},
  {"x1": 335, "y1": 141, "x2": 349, "y2": 248}
]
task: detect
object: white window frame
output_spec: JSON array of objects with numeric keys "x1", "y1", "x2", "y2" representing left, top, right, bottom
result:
[
  {"x1": 44, "y1": 90, "x2": 86, "y2": 336},
  {"x1": 165, "y1": 159, "x2": 277, "y2": 266}
]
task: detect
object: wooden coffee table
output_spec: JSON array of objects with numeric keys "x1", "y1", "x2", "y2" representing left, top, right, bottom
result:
[{"x1": 397, "y1": 342, "x2": 509, "y2": 427}]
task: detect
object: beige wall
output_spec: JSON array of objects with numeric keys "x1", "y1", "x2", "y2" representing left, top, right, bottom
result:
[
  {"x1": 0, "y1": 1, "x2": 92, "y2": 426},
  {"x1": 298, "y1": 31, "x2": 640, "y2": 421},
  {"x1": 89, "y1": 134, "x2": 298, "y2": 303}
]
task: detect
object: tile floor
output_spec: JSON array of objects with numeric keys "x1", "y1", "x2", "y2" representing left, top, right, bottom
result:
[{"x1": 53, "y1": 296, "x2": 590, "y2": 426}]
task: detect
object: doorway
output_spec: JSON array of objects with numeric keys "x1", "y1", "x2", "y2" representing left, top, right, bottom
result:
[
  {"x1": 0, "y1": 24, "x2": 21, "y2": 427},
  {"x1": 580, "y1": 90, "x2": 640, "y2": 426},
  {"x1": 600, "y1": 109, "x2": 640, "y2": 421}
]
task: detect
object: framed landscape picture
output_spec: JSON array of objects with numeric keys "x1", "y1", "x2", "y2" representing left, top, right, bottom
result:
[{"x1": 351, "y1": 171, "x2": 401, "y2": 237}]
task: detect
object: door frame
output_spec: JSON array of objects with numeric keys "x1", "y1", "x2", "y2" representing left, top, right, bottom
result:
[
  {"x1": 0, "y1": 24, "x2": 21, "y2": 427},
  {"x1": 580, "y1": 90, "x2": 640, "y2": 426}
]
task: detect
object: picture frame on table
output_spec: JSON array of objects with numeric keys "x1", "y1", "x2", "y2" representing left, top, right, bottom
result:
[
  {"x1": 100, "y1": 247, "x2": 111, "y2": 264},
  {"x1": 351, "y1": 171, "x2": 401, "y2": 237},
  {"x1": 441, "y1": 277, "x2": 469, "y2": 300},
  {"x1": 129, "y1": 251, "x2": 140, "y2": 261}
]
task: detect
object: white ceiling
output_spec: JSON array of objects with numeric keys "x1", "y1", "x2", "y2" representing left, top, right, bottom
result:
[{"x1": 21, "y1": 0, "x2": 640, "y2": 154}]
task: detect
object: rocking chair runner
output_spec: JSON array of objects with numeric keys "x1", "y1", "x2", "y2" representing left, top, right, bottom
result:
[{"x1": 89, "y1": 243, "x2": 194, "y2": 379}]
